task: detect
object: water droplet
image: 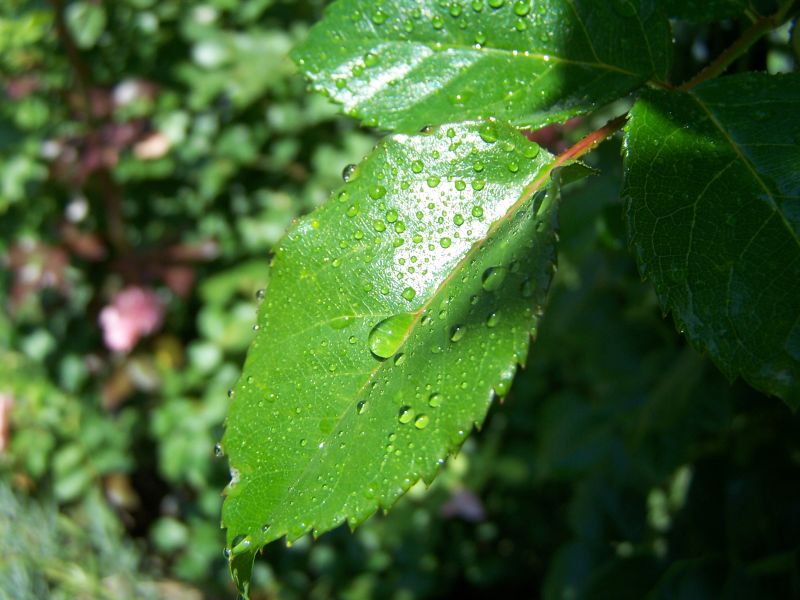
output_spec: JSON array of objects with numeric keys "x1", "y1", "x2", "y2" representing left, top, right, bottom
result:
[
  {"x1": 386, "y1": 209, "x2": 398, "y2": 223},
  {"x1": 455, "y1": 180, "x2": 467, "y2": 191},
  {"x1": 488, "y1": 0, "x2": 505, "y2": 7},
  {"x1": 402, "y1": 286, "x2": 416, "y2": 301},
  {"x1": 427, "y1": 175, "x2": 441, "y2": 188},
  {"x1": 368, "y1": 313, "x2": 415, "y2": 359},
  {"x1": 482, "y1": 266, "x2": 508, "y2": 291},
  {"x1": 507, "y1": 161, "x2": 519, "y2": 173},
  {"x1": 342, "y1": 164, "x2": 356, "y2": 182},
  {"x1": 523, "y1": 143, "x2": 540, "y2": 159},
  {"x1": 513, "y1": 1, "x2": 530, "y2": 15},
  {"x1": 330, "y1": 315, "x2": 354, "y2": 330},
  {"x1": 255, "y1": 288, "x2": 265, "y2": 300},
  {"x1": 411, "y1": 160, "x2": 424, "y2": 173},
  {"x1": 373, "y1": 220, "x2": 387, "y2": 232},
  {"x1": 394, "y1": 352, "x2": 406, "y2": 366},
  {"x1": 230, "y1": 534, "x2": 252, "y2": 556},
  {"x1": 453, "y1": 213, "x2": 465, "y2": 226},
  {"x1": 440, "y1": 237, "x2": 452, "y2": 248},
  {"x1": 214, "y1": 443, "x2": 224, "y2": 457},
  {"x1": 432, "y1": 15, "x2": 444, "y2": 29},
  {"x1": 450, "y1": 325, "x2": 465, "y2": 342},
  {"x1": 472, "y1": 179, "x2": 486, "y2": 191},
  {"x1": 479, "y1": 122, "x2": 498, "y2": 144},
  {"x1": 428, "y1": 392, "x2": 442, "y2": 407},
  {"x1": 398, "y1": 406, "x2": 415, "y2": 424},
  {"x1": 495, "y1": 364, "x2": 517, "y2": 396},
  {"x1": 472, "y1": 206, "x2": 484, "y2": 218},
  {"x1": 369, "y1": 185, "x2": 387, "y2": 200},
  {"x1": 414, "y1": 414, "x2": 430, "y2": 429},
  {"x1": 357, "y1": 400, "x2": 368, "y2": 414},
  {"x1": 371, "y1": 9, "x2": 388, "y2": 24},
  {"x1": 394, "y1": 221, "x2": 406, "y2": 233},
  {"x1": 486, "y1": 312, "x2": 500, "y2": 328}
]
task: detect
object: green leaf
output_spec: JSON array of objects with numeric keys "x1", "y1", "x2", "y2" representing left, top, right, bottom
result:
[
  {"x1": 64, "y1": 1, "x2": 107, "y2": 50},
  {"x1": 623, "y1": 73, "x2": 800, "y2": 407},
  {"x1": 662, "y1": 0, "x2": 779, "y2": 22},
  {"x1": 294, "y1": 0, "x2": 671, "y2": 133},
  {"x1": 222, "y1": 120, "x2": 579, "y2": 593}
]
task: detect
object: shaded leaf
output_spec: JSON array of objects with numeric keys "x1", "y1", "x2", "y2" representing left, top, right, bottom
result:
[
  {"x1": 662, "y1": 0, "x2": 779, "y2": 22},
  {"x1": 294, "y1": 0, "x2": 671, "y2": 132},
  {"x1": 623, "y1": 73, "x2": 800, "y2": 407},
  {"x1": 222, "y1": 120, "x2": 580, "y2": 593}
]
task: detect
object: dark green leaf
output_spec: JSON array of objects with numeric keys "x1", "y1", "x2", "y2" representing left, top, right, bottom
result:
[
  {"x1": 662, "y1": 0, "x2": 779, "y2": 22},
  {"x1": 222, "y1": 120, "x2": 580, "y2": 594},
  {"x1": 294, "y1": 0, "x2": 671, "y2": 132},
  {"x1": 623, "y1": 73, "x2": 800, "y2": 407}
]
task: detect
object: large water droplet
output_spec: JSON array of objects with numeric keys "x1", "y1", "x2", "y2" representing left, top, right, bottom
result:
[
  {"x1": 368, "y1": 313, "x2": 415, "y2": 359},
  {"x1": 414, "y1": 414, "x2": 430, "y2": 429}
]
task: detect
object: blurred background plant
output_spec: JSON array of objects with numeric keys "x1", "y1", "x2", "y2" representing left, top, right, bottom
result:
[{"x1": 1, "y1": 1, "x2": 798, "y2": 598}]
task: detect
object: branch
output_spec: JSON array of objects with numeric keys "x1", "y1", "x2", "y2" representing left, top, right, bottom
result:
[
  {"x1": 679, "y1": 0, "x2": 799, "y2": 90},
  {"x1": 49, "y1": 0, "x2": 129, "y2": 254}
]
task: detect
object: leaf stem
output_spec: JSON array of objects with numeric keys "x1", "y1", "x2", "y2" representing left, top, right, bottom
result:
[
  {"x1": 679, "y1": 0, "x2": 799, "y2": 91},
  {"x1": 557, "y1": 114, "x2": 627, "y2": 163}
]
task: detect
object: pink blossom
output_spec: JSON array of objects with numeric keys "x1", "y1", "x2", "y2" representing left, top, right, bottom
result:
[
  {"x1": 0, "y1": 393, "x2": 12, "y2": 453},
  {"x1": 99, "y1": 287, "x2": 165, "y2": 353}
]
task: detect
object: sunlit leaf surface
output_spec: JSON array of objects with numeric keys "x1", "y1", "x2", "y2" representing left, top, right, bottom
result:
[
  {"x1": 294, "y1": 0, "x2": 671, "y2": 132},
  {"x1": 222, "y1": 120, "x2": 581, "y2": 593}
]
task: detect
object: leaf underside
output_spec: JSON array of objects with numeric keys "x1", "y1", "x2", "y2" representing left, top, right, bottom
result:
[
  {"x1": 623, "y1": 72, "x2": 800, "y2": 407},
  {"x1": 294, "y1": 0, "x2": 671, "y2": 133},
  {"x1": 222, "y1": 120, "x2": 578, "y2": 587}
]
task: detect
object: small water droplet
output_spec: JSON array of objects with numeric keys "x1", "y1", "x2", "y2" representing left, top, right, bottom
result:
[
  {"x1": 357, "y1": 400, "x2": 368, "y2": 414},
  {"x1": 414, "y1": 414, "x2": 430, "y2": 429},
  {"x1": 486, "y1": 312, "x2": 500, "y2": 328},
  {"x1": 398, "y1": 406, "x2": 415, "y2": 424},
  {"x1": 471, "y1": 205, "x2": 484, "y2": 218},
  {"x1": 513, "y1": 0, "x2": 530, "y2": 15},
  {"x1": 479, "y1": 122, "x2": 498, "y2": 143},
  {"x1": 214, "y1": 443, "x2": 224, "y2": 457},
  {"x1": 402, "y1": 286, "x2": 416, "y2": 301},
  {"x1": 369, "y1": 185, "x2": 387, "y2": 200},
  {"x1": 342, "y1": 164, "x2": 357, "y2": 182},
  {"x1": 411, "y1": 160, "x2": 424, "y2": 173},
  {"x1": 482, "y1": 266, "x2": 508, "y2": 291},
  {"x1": 440, "y1": 237, "x2": 452, "y2": 248},
  {"x1": 428, "y1": 392, "x2": 442, "y2": 407},
  {"x1": 255, "y1": 288, "x2": 265, "y2": 300},
  {"x1": 450, "y1": 325, "x2": 465, "y2": 342}
]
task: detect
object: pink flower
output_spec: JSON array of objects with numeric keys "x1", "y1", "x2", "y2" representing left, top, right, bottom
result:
[
  {"x1": 0, "y1": 393, "x2": 12, "y2": 453},
  {"x1": 99, "y1": 286, "x2": 165, "y2": 353}
]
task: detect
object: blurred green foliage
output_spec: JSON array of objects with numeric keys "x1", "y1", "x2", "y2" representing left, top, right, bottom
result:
[{"x1": 1, "y1": 1, "x2": 798, "y2": 599}]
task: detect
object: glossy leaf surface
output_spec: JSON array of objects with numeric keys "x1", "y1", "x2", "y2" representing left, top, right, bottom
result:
[
  {"x1": 294, "y1": 0, "x2": 671, "y2": 132},
  {"x1": 623, "y1": 73, "x2": 800, "y2": 407},
  {"x1": 222, "y1": 120, "x2": 576, "y2": 593}
]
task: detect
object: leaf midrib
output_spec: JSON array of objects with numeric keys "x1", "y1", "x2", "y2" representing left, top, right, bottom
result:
[
  {"x1": 688, "y1": 91, "x2": 800, "y2": 252},
  {"x1": 257, "y1": 150, "x2": 567, "y2": 540}
]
